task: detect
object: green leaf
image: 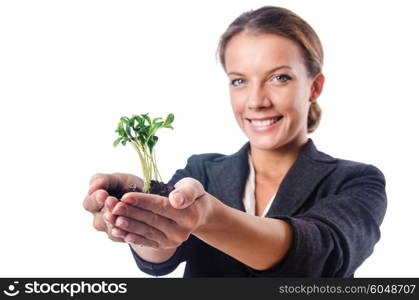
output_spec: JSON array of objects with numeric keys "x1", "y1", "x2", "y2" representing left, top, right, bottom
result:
[
  {"x1": 132, "y1": 115, "x2": 143, "y2": 132},
  {"x1": 116, "y1": 121, "x2": 126, "y2": 137},
  {"x1": 138, "y1": 132, "x2": 147, "y2": 145},
  {"x1": 163, "y1": 113, "x2": 174, "y2": 128},
  {"x1": 149, "y1": 121, "x2": 163, "y2": 136},
  {"x1": 128, "y1": 116, "x2": 135, "y2": 128},
  {"x1": 143, "y1": 124, "x2": 150, "y2": 136},
  {"x1": 141, "y1": 113, "x2": 151, "y2": 125},
  {"x1": 152, "y1": 117, "x2": 163, "y2": 123},
  {"x1": 147, "y1": 135, "x2": 158, "y2": 152},
  {"x1": 113, "y1": 137, "x2": 123, "y2": 147},
  {"x1": 123, "y1": 118, "x2": 133, "y2": 140},
  {"x1": 121, "y1": 116, "x2": 130, "y2": 124},
  {"x1": 144, "y1": 121, "x2": 163, "y2": 146}
]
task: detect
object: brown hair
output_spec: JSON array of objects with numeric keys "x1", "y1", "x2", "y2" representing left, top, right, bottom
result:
[{"x1": 217, "y1": 6, "x2": 323, "y2": 133}]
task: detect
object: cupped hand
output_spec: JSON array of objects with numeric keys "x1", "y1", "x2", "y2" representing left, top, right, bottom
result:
[
  {"x1": 107, "y1": 177, "x2": 213, "y2": 249},
  {"x1": 83, "y1": 172, "x2": 144, "y2": 242}
]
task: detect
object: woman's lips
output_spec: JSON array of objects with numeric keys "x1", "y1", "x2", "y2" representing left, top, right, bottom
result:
[{"x1": 246, "y1": 116, "x2": 283, "y2": 132}]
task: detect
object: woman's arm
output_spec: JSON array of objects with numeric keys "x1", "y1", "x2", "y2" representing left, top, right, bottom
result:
[
  {"x1": 193, "y1": 193, "x2": 293, "y2": 271},
  {"x1": 111, "y1": 182, "x2": 293, "y2": 272},
  {"x1": 129, "y1": 240, "x2": 178, "y2": 263},
  {"x1": 102, "y1": 196, "x2": 179, "y2": 263}
]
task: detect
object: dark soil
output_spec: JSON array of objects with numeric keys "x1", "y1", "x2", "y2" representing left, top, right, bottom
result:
[
  {"x1": 112, "y1": 180, "x2": 174, "y2": 199},
  {"x1": 149, "y1": 180, "x2": 175, "y2": 197}
]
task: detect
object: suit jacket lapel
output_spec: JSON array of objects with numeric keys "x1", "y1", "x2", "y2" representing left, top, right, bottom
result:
[
  {"x1": 205, "y1": 139, "x2": 337, "y2": 216},
  {"x1": 266, "y1": 139, "x2": 337, "y2": 216},
  {"x1": 205, "y1": 143, "x2": 250, "y2": 211}
]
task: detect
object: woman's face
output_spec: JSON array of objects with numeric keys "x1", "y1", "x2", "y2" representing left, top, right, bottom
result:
[{"x1": 224, "y1": 32, "x2": 323, "y2": 151}]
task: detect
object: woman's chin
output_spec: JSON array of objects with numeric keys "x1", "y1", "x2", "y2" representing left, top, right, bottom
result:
[{"x1": 248, "y1": 136, "x2": 283, "y2": 151}]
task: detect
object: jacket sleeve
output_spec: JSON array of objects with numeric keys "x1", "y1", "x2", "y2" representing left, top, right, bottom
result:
[
  {"x1": 247, "y1": 164, "x2": 387, "y2": 277},
  {"x1": 129, "y1": 155, "x2": 202, "y2": 277},
  {"x1": 129, "y1": 242, "x2": 186, "y2": 277}
]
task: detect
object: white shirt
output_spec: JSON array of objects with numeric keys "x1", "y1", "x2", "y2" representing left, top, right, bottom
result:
[{"x1": 242, "y1": 152, "x2": 276, "y2": 217}]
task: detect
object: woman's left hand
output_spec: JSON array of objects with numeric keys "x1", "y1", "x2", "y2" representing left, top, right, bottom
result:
[{"x1": 105, "y1": 177, "x2": 213, "y2": 249}]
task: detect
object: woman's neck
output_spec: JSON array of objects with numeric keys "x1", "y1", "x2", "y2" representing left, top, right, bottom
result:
[{"x1": 250, "y1": 137, "x2": 308, "y2": 180}]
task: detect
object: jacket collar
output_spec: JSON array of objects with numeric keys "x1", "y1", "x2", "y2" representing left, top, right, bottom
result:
[{"x1": 204, "y1": 138, "x2": 337, "y2": 216}]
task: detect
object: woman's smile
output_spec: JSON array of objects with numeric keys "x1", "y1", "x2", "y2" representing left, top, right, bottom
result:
[
  {"x1": 225, "y1": 32, "x2": 316, "y2": 150},
  {"x1": 246, "y1": 116, "x2": 283, "y2": 132}
]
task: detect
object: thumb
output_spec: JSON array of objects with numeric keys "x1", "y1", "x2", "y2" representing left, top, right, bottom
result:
[
  {"x1": 88, "y1": 173, "x2": 109, "y2": 196},
  {"x1": 168, "y1": 177, "x2": 205, "y2": 209}
]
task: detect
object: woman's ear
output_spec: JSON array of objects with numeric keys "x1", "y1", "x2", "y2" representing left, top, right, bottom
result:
[{"x1": 310, "y1": 73, "x2": 325, "y2": 102}]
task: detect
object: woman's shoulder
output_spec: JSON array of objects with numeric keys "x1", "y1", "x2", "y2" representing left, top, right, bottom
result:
[
  {"x1": 182, "y1": 152, "x2": 229, "y2": 172},
  {"x1": 180, "y1": 141, "x2": 385, "y2": 185},
  {"x1": 314, "y1": 152, "x2": 386, "y2": 189},
  {"x1": 167, "y1": 151, "x2": 234, "y2": 187},
  {"x1": 186, "y1": 152, "x2": 228, "y2": 163},
  {"x1": 302, "y1": 139, "x2": 385, "y2": 181},
  {"x1": 186, "y1": 142, "x2": 384, "y2": 174},
  {"x1": 185, "y1": 143, "x2": 250, "y2": 166},
  {"x1": 327, "y1": 153, "x2": 384, "y2": 180}
]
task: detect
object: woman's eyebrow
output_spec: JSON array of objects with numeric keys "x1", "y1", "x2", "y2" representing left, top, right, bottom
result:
[
  {"x1": 227, "y1": 65, "x2": 292, "y2": 76},
  {"x1": 266, "y1": 65, "x2": 292, "y2": 74}
]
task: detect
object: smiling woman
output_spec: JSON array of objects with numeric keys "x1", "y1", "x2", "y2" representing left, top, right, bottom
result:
[
  {"x1": 225, "y1": 33, "x2": 323, "y2": 154},
  {"x1": 84, "y1": 5, "x2": 387, "y2": 277}
]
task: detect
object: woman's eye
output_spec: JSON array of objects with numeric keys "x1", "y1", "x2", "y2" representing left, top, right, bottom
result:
[
  {"x1": 230, "y1": 78, "x2": 245, "y2": 86},
  {"x1": 272, "y1": 74, "x2": 292, "y2": 83}
]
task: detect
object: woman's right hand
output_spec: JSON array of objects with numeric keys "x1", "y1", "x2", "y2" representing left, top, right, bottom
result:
[{"x1": 83, "y1": 172, "x2": 144, "y2": 242}]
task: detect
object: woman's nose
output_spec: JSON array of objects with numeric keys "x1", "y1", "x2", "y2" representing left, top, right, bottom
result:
[{"x1": 246, "y1": 85, "x2": 271, "y2": 109}]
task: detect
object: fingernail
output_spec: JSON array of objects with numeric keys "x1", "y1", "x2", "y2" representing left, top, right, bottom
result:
[
  {"x1": 106, "y1": 196, "x2": 118, "y2": 209},
  {"x1": 112, "y1": 228, "x2": 124, "y2": 238},
  {"x1": 117, "y1": 203, "x2": 127, "y2": 214},
  {"x1": 175, "y1": 193, "x2": 185, "y2": 207},
  {"x1": 88, "y1": 180, "x2": 100, "y2": 195},
  {"x1": 96, "y1": 194, "x2": 105, "y2": 204},
  {"x1": 117, "y1": 218, "x2": 128, "y2": 229}
]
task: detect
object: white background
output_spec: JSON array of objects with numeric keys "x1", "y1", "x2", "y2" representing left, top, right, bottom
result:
[{"x1": 1, "y1": 0, "x2": 418, "y2": 277}]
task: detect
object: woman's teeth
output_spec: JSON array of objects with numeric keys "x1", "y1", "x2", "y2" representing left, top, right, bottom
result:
[{"x1": 250, "y1": 117, "x2": 282, "y2": 126}]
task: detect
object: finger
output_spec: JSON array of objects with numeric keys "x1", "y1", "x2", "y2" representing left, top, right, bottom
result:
[
  {"x1": 88, "y1": 173, "x2": 110, "y2": 195},
  {"x1": 124, "y1": 232, "x2": 158, "y2": 248},
  {"x1": 89, "y1": 173, "x2": 144, "y2": 198},
  {"x1": 105, "y1": 196, "x2": 119, "y2": 211},
  {"x1": 169, "y1": 177, "x2": 205, "y2": 209},
  {"x1": 88, "y1": 173, "x2": 124, "y2": 196},
  {"x1": 103, "y1": 209, "x2": 125, "y2": 242},
  {"x1": 103, "y1": 197, "x2": 119, "y2": 227},
  {"x1": 105, "y1": 226, "x2": 126, "y2": 242},
  {"x1": 112, "y1": 201, "x2": 183, "y2": 239},
  {"x1": 121, "y1": 192, "x2": 179, "y2": 221},
  {"x1": 93, "y1": 213, "x2": 106, "y2": 232},
  {"x1": 104, "y1": 210, "x2": 116, "y2": 226},
  {"x1": 83, "y1": 189, "x2": 108, "y2": 212},
  {"x1": 115, "y1": 216, "x2": 167, "y2": 246},
  {"x1": 107, "y1": 235, "x2": 126, "y2": 243},
  {"x1": 110, "y1": 227, "x2": 128, "y2": 239},
  {"x1": 89, "y1": 173, "x2": 106, "y2": 185},
  {"x1": 103, "y1": 206, "x2": 126, "y2": 243}
]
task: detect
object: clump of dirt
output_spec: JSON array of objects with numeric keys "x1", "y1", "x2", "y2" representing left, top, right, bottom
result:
[
  {"x1": 111, "y1": 181, "x2": 174, "y2": 199},
  {"x1": 149, "y1": 180, "x2": 175, "y2": 197}
]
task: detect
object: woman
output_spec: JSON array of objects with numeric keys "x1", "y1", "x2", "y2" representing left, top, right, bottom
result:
[{"x1": 83, "y1": 6, "x2": 386, "y2": 277}]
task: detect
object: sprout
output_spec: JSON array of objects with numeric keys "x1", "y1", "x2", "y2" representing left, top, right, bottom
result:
[{"x1": 113, "y1": 113, "x2": 174, "y2": 193}]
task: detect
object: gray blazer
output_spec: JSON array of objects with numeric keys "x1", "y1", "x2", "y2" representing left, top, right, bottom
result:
[{"x1": 130, "y1": 138, "x2": 387, "y2": 277}]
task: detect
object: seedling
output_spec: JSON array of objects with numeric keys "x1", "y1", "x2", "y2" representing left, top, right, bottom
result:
[{"x1": 113, "y1": 113, "x2": 174, "y2": 195}]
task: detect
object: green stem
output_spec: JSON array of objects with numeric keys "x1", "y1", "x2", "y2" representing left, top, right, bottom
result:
[
  {"x1": 143, "y1": 146, "x2": 152, "y2": 192},
  {"x1": 131, "y1": 141, "x2": 151, "y2": 193},
  {"x1": 151, "y1": 149, "x2": 162, "y2": 182}
]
